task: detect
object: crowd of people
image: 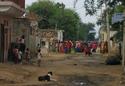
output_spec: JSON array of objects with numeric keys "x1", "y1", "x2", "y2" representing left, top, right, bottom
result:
[
  {"x1": 53, "y1": 40, "x2": 110, "y2": 56},
  {"x1": 54, "y1": 40, "x2": 99, "y2": 56},
  {"x1": 8, "y1": 35, "x2": 43, "y2": 66},
  {"x1": 8, "y1": 35, "x2": 31, "y2": 64},
  {"x1": 8, "y1": 35, "x2": 110, "y2": 66}
]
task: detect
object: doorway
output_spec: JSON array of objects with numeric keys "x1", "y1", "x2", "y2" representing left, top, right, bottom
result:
[{"x1": 0, "y1": 24, "x2": 4, "y2": 62}]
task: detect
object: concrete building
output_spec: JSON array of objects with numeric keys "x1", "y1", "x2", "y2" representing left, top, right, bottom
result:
[
  {"x1": 99, "y1": 26, "x2": 118, "y2": 54},
  {"x1": 0, "y1": 0, "x2": 25, "y2": 62},
  {"x1": 99, "y1": 26, "x2": 117, "y2": 42},
  {"x1": 99, "y1": 26, "x2": 107, "y2": 42}
]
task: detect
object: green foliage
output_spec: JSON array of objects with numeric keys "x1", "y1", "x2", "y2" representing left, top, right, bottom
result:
[
  {"x1": 84, "y1": 0, "x2": 97, "y2": 15},
  {"x1": 87, "y1": 33, "x2": 96, "y2": 41},
  {"x1": 78, "y1": 23, "x2": 95, "y2": 41},
  {"x1": 83, "y1": 0, "x2": 125, "y2": 42},
  {"x1": 110, "y1": 5, "x2": 124, "y2": 42},
  {"x1": 114, "y1": 5, "x2": 124, "y2": 13},
  {"x1": 84, "y1": 0, "x2": 125, "y2": 15},
  {"x1": 27, "y1": 0, "x2": 95, "y2": 40}
]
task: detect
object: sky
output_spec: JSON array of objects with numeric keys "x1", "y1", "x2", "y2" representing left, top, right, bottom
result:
[
  {"x1": 25, "y1": 0, "x2": 100, "y2": 37},
  {"x1": 25, "y1": 0, "x2": 98, "y2": 23}
]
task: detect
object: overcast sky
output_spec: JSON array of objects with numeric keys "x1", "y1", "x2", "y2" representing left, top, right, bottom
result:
[
  {"x1": 25, "y1": 0, "x2": 99, "y2": 24},
  {"x1": 25, "y1": 0, "x2": 100, "y2": 37}
]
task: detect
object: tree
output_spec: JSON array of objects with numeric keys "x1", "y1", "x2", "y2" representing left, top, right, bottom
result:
[
  {"x1": 26, "y1": 0, "x2": 95, "y2": 40},
  {"x1": 84, "y1": 0, "x2": 125, "y2": 15},
  {"x1": 27, "y1": 0, "x2": 79, "y2": 40},
  {"x1": 77, "y1": 22, "x2": 95, "y2": 40},
  {"x1": 83, "y1": 0, "x2": 125, "y2": 42},
  {"x1": 87, "y1": 33, "x2": 96, "y2": 41}
]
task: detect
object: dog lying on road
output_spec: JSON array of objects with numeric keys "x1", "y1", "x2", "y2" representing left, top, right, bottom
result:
[{"x1": 38, "y1": 72, "x2": 57, "y2": 82}]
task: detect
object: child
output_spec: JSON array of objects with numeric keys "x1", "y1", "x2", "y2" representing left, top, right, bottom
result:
[
  {"x1": 84, "y1": 46, "x2": 92, "y2": 56},
  {"x1": 13, "y1": 46, "x2": 19, "y2": 64},
  {"x1": 25, "y1": 48, "x2": 30, "y2": 64},
  {"x1": 18, "y1": 50, "x2": 22, "y2": 63},
  {"x1": 37, "y1": 49, "x2": 42, "y2": 67}
]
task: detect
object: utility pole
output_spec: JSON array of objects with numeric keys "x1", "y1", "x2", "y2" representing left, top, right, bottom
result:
[
  {"x1": 123, "y1": 21, "x2": 125, "y2": 72},
  {"x1": 122, "y1": 10, "x2": 125, "y2": 72}
]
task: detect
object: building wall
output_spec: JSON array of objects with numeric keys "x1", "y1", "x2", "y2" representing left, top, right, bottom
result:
[
  {"x1": 0, "y1": 15, "x2": 13, "y2": 62},
  {"x1": 18, "y1": 0, "x2": 25, "y2": 8},
  {"x1": 0, "y1": 0, "x2": 25, "y2": 62},
  {"x1": 13, "y1": 19, "x2": 30, "y2": 48},
  {"x1": 0, "y1": 0, "x2": 25, "y2": 8},
  {"x1": 57, "y1": 30, "x2": 64, "y2": 42},
  {"x1": 100, "y1": 31, "x2": 107, "y2": 42}
]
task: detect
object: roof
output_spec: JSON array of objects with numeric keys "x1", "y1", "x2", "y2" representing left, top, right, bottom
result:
[
  {"x1": 0, "y1": 1, "x2": 24, "y2": 12},
  {"x1": 0, "y1": 1, "x2": 25, "y2": 17},
  {"x1": 110, "y1": 31, "x2": 117, "y2": 38}
]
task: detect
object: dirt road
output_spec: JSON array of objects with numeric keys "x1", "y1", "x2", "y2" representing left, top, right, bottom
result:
[{"x1": 0, "y1": 53, "x2": 124, "y2": 86}]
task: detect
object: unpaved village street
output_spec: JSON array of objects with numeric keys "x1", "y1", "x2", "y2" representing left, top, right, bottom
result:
[{"x1": 0, "y1": 53, "x2": 124, "y2": 86}]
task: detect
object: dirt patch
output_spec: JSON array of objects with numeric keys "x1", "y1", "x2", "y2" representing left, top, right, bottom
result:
[
  {"x1": 0, "y1": 53, "x2": 122, "y2": 86},
  {"x1": 57, "y1": 74, "x2": 115, "y2": 86}
]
